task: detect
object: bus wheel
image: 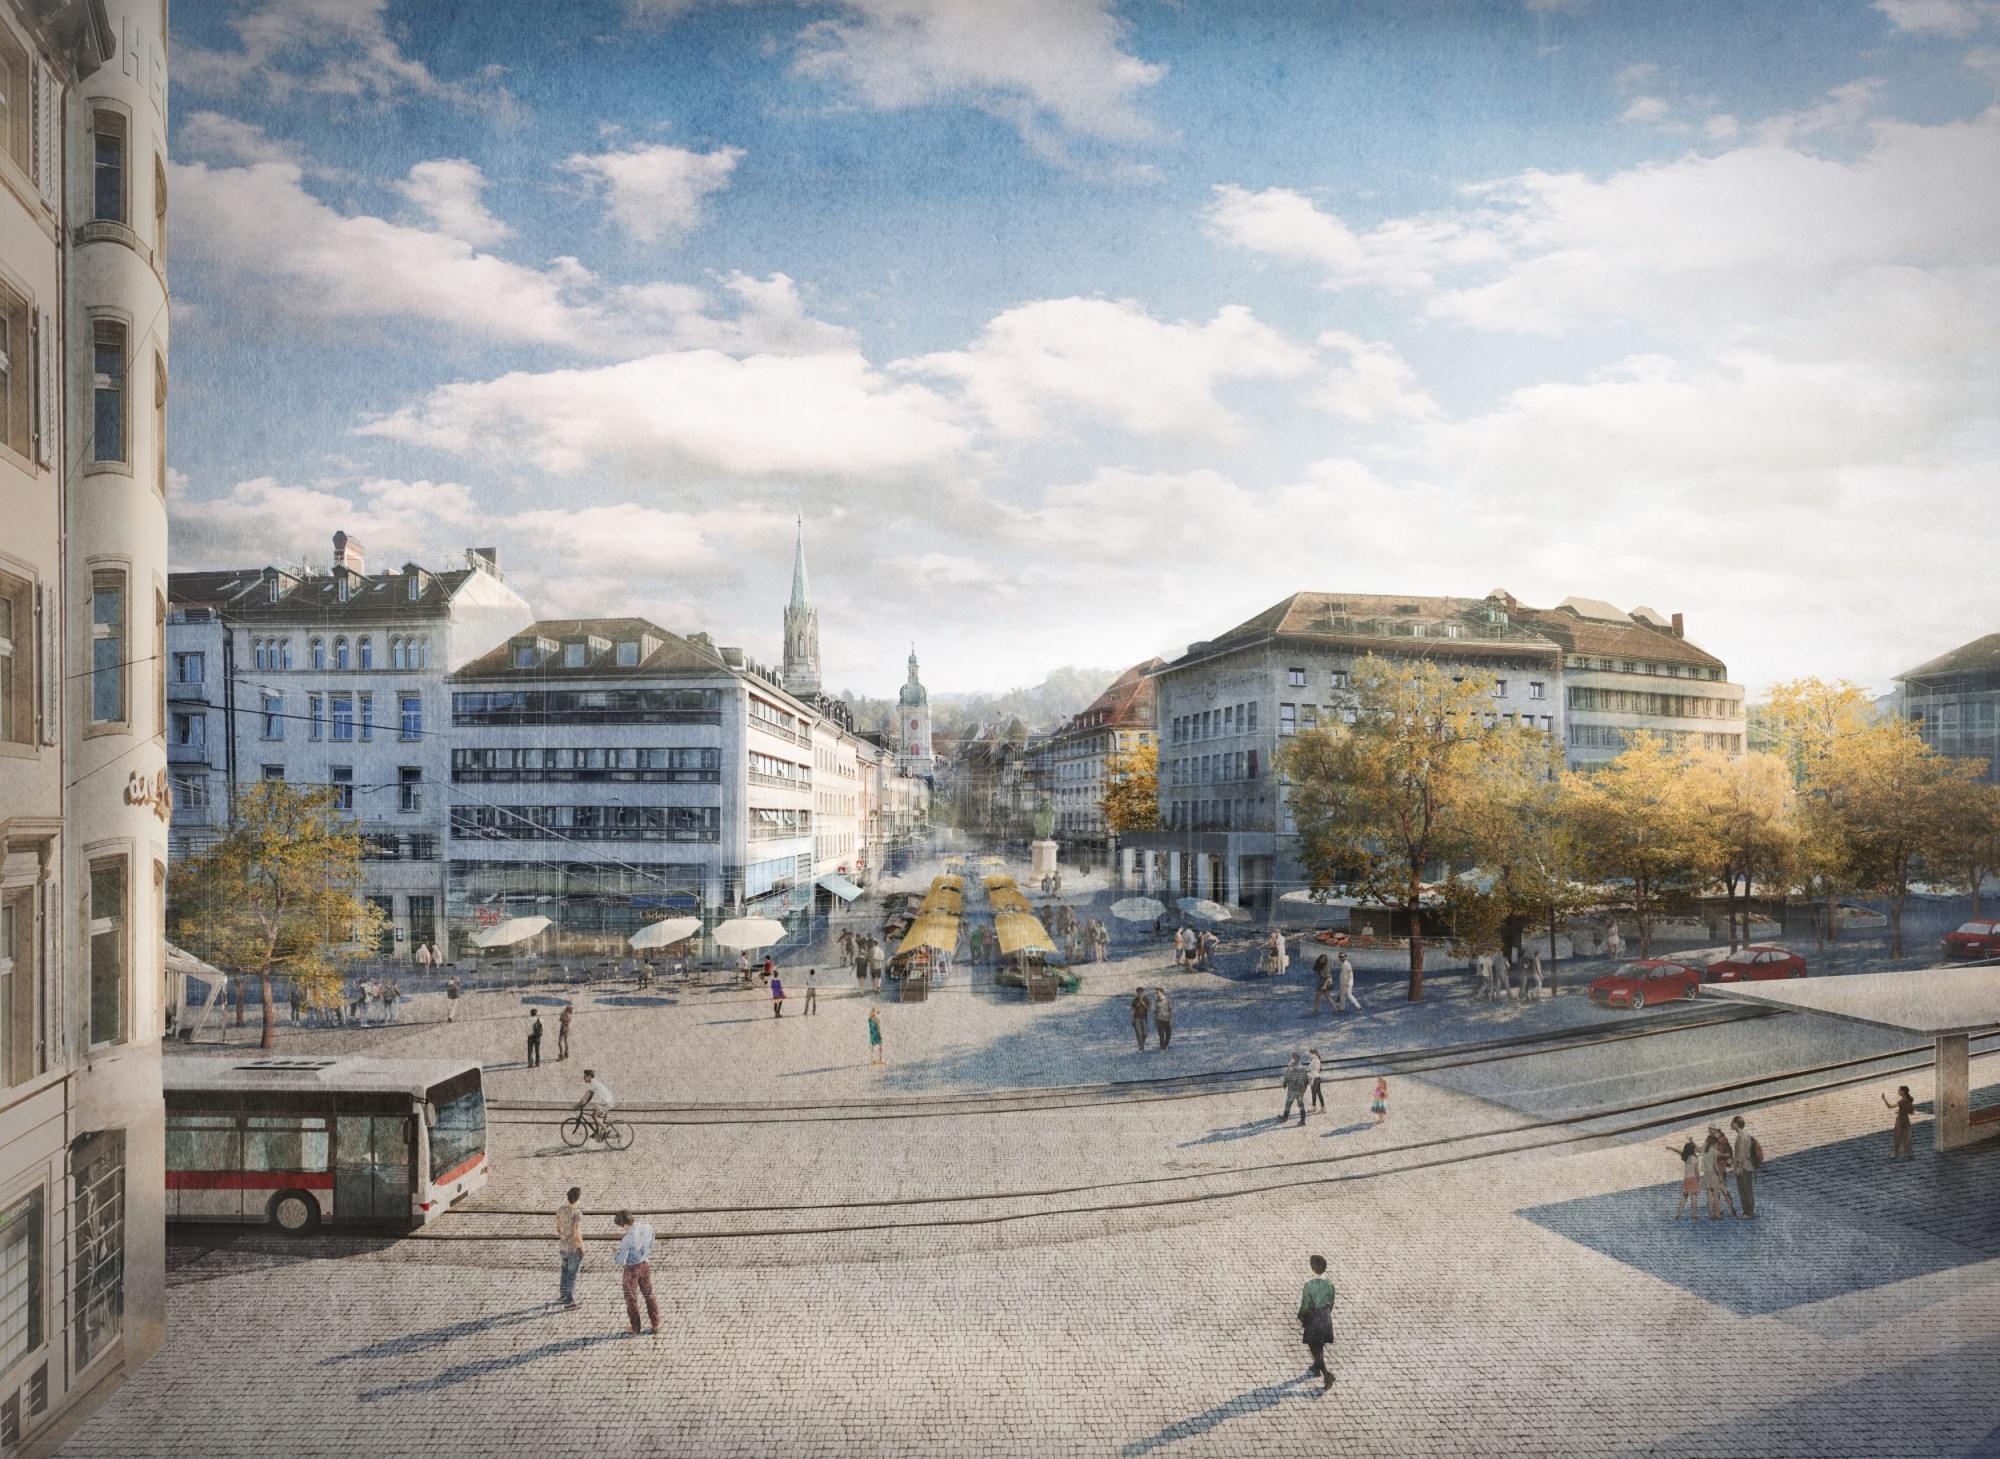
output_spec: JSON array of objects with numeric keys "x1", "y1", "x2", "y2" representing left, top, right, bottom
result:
[{"x1": 270, "y1": 1190, "x2": 321, "y2": 1235}]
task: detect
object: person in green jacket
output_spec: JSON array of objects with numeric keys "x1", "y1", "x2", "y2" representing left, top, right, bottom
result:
[{"x1": 1298, "y1": 1254, "x2": 1336, "y2": 1389}]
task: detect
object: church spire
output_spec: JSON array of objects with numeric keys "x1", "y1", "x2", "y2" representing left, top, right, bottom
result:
[
  {"x1": 783, "y1": 515, "x2": 821, "y2": 696},
  {"x1": 789, "y1": 515, "x2": 810, "y2": 611}
]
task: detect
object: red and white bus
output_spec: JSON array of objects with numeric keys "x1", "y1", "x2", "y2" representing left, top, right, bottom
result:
[{"x1": 163, "y1": 1057, "x2": 489, "y2": 1233}]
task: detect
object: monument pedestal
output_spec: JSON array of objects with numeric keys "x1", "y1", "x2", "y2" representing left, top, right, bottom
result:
[{"x1": 1030, "y1": 839, "x2": 1060, "y2": 881}]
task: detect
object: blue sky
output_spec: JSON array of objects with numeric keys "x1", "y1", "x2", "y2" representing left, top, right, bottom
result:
[{"x1": 164, "y1": 0, "x2": 2000, "y2": 697}]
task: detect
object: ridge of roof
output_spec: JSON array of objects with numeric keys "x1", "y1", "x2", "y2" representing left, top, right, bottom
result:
[{"x1": 1898, "y1": 631, "x2": 2000, "y2": 684}]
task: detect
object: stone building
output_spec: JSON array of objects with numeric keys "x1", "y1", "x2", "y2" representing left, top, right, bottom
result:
[
  {"x1": 1, "y1": 2, "x2": 172, "y2": 1449},
  {"x1": 1897, "y1": 633, "x2": 2000, "y2": 785},
  {"x1": 1050, "y1": 658, "x2": 1160, "y2": 847},
  {"x1": 895, "y1": 645, "x2": 933, "y2": 778}
]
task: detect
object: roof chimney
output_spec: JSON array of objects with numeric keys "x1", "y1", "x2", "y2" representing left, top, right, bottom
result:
[
  {"x1": 1671, "y1": 612, "x2": 1685, "y2": 639},
  {"x1": 332, "y1": 531, "x2": 365, "y2": 575}
]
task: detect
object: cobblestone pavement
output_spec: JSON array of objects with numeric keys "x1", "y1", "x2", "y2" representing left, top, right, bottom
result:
[{"x1": 70, "y1": 943, "x2": 2000, "y2": 1458}]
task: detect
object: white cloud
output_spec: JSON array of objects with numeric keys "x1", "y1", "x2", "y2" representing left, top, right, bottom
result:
[
  {"x1": 1311, "y1": 332, "x2": 1438, "y2": 424},
  {"x1": 902, "y1": 297, "x2": 1313, "y2": 439},
  {"x1": 359, "y1": 349, "x2": 969, "y2": 480},
  {"x1": 791, "y1": 0, "x2": 1165, "y2": 156},
  {"x1": 176, "y1": 111, "x2": 305, "y2": 167},
  {"x1": 167, "y1": 471, "x2": 485, "y2": 570},
  {"x1": 1874, "y1": 0, "x2": 1998, "y2": 36},
  {"x1": 561, "y1": 142, "x2": 744, "y2": 242},
  {"x1": 177, "y1": 0, "x2": 515, "y2": 117},
  {"x1": 1204, "y1": 184, "x2": 1507, "y2": 295},
  {"x1": 504, "y1": 501, "x2": 791, "y2": 581},
  {"x1": 1703, "y1": 114, "x2": 1741, "y2": 141},
  {"x1": 1620, "y1": 95, "x2": 1672, "y2": 124},
  {"x1": 394, "y1": 158, "x2": 511, "y2": 246},
  {"x1": 613, "y1": 271, "x2": 859, "y2": 355}
]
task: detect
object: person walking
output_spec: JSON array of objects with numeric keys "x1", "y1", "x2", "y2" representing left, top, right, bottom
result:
[
  {"x1": 1269, "y1": 929, "x2": 1290, "y2": 977},
  {"x1": 1730, "y1": 1115, "x2": 1758, "y2": 1218},
  {"x1": 1152, "y1": 987, "x2": 1173, "y2": 1051},
  {"x1": 1308, "y1": 1048, "x2": 1324, "y2": 1112},
  {"x1": 1370, "y1": 1076, "x2": 1388, "y2": 1126},
  {"x1": 386, "y1": 979, "x2": 403, "y2": 1023},
  {"x1": 1699, "y1": 1131, "x2": 1728, "y2": 1219},
  {"x1": 1311, "y1": 954, "x2": 1334, "y2": 1016},
  {"x1": 803, "y1": 968, "x2": 818, "y2": 1016},
  {"x1": 1337, "y1": 952, "x2": 1362, "y2": 1015},
  {"x1": 870, "y1": 940, "x2": 886, "y2": 990},
  {"x1": 348, "y1": 979, "x2": 365, "y2": 1025},
  {"x1": 1130, "y1": 988, "x2": 1151, "y2": 1051},
  {"x1": 1473, "y1": 951, "x2": 1493, "y2": 1001},
  {"x1": 1884, "y1": 1085, "x2": 1916, "y2": 1159},
  {"x1": 770, "y1": 972, "x2": 786, "y2": 1017},
  {"x1": 288, "y1": 979, "x2": 304, "y2": 1026},
  {"x1": 761, "y1": 954, "x2": 775, "y2": 985},
  {"x1": 1201, "y1": 928, "x2": 1219, "y2": 971},
  {"x1": 527, "y1": 1010, "x2": 543, "y2": 1068},
  {"x1": 612, "y1": 1210, "x2": 661, "y2": 1337},
  {"x1": 1669, "y1": 1139, "x2": 1701, "y2": 1220},
  {"x1": 1524, "y1": 948, "x2": 1545, "y2": 1002},
  {"x1": 1492, "y1": 950, "x2": 1513, "y2": 1000},
  {"x1": 554, "y1": 1186, "x2": 585, "y2": 1307},
  {"x1": 444, "y1": 976, "x2": 461, "y2": 1023},
  {"x1": 855, "y1": 940, "x2": 870, "y2": 987},
  {"x1": 415, "y1": 941, "x2": 433, "y2": 977},
  {"x1": 1281, "y1": 1054, "x2": 1311, "y2": 1126},
  {"x1": 1297, "y1": 1255, "x2": 1336, "y2": 1390},
  {"x1": 557, "y1": 1004, "x2": 573, "y2": 1061},
  {"x1": 867, "y1": 1007, "x2": 885, "y2": 1065}
]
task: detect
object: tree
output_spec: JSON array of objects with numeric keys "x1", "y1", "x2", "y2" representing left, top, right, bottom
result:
[
  {"x1": 1100, "y1": 741, "x2": 1159, "y2": 834},
  {"x1": 1280, "y1": 655, "x2": 1546, "y2": 1002},
  {"x1": 1819, "y1": 719, "x2": 1976, "y2": 957},
  {"x1": 1761, "y1": 677, "x2": 1873, "y2": 944},
  {"x1": 1486, "y1": 760, "x2": 1600, "y2": 994},
  {"x1": 1687, "y1": 749, "x2": 1798, "y2": 951},
  {"x1": 1567, "y1": 734, "x2": 1711, "y2": 957},
  {"x1": 1935, "y1": 779, "x2": 2000, "y2": 918},
  {"x1": 167, "y1": 781, "x2": 387, "y2": 1049}
]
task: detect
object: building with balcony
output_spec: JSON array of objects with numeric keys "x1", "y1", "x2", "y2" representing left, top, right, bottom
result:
[
  {"x1": 1897, "y1": 633, "x2": 2000, "y2": 785},
  {"x1": 1, "y1": 2, "x2": 172, "y2": 1449},
  {"x1": 1050, "y1": 658, "x2": 1159, "y2": 846},
  {"x1": 164, "y1": 533, "x2": 535, "y2": 956}
]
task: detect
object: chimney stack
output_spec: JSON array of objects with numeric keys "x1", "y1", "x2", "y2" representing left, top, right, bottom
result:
[
  {"x1": 1671, "y1": 612, "x2": 1685, "y2": 638},
  {"x1": 332, "y1": 530, "x2": 365, "y2": 575}
]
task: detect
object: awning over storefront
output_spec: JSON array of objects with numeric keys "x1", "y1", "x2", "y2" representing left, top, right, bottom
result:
[
  {"x1": 994, "y1": 912, "x2": 1056, "y2": 956},
  {"x1": 817, "y1": 873, "x2": 864, "y2": 903}
]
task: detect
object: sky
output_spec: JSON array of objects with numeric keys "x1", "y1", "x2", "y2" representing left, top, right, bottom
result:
[{"x1": 162, "y1": 0, "x2": 2000, "y2": 699}]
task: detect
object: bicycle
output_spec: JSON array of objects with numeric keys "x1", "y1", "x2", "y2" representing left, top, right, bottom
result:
[{"x1": 560, "y1": 1111, "x2": 635, "y2": 1150}]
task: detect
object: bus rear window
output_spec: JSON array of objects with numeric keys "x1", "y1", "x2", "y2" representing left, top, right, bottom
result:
[{"x1": 428, "y1": 1075, "x2": 486, "y2": 1183}]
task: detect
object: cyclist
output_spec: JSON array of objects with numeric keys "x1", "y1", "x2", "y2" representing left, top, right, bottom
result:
[{"x1": 576, "y1": 1068, "x2": 616, "y2": 1141}]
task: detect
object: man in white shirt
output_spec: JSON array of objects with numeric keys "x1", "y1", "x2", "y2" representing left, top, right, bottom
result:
[
  {"x1": 613, "y1": 1210, "x2": 660, "y2": 1335},
  {"x1": 1337, "y1": 952, "x2": 1363, "y2": 1014},
  {"x1": 578, "y1": 1070, "x2": 615, "y2": 1140}
]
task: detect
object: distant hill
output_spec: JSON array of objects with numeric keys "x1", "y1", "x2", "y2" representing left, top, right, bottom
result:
[{"x1": 839, "y1": 665, "x2": 1121, "y2": 739}]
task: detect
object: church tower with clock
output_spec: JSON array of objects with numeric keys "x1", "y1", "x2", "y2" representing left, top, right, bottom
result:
[{"x1": 898, "y1": 645, "x2": 934, "y2": 778}]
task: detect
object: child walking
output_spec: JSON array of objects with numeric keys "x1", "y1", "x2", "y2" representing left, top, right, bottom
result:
[{"x1": 1370, "y1": 1076, "x2": 1388, "y2": 1126}]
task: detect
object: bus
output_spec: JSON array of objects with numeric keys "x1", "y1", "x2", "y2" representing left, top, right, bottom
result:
[{"x1": 163, "y1": 1057, "x2": 489, "y2": 1234}]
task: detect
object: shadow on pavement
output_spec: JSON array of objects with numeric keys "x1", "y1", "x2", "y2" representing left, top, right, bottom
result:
[
  {"x1": 359, "y1": 1333, "x2": 626, "y2": 1401},
  {"x1": 1179, "y1": 1118, "x2": 1290, "y2": 1147},
  {"x1": 1119, "y1": 1376, "x2": 1322, "y2": 1456},
  {"x1": 322, "y1": 1304, "x2": 555, "y2": 1365}
]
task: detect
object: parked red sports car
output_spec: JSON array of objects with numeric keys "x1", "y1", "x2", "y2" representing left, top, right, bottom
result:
[
  {"x1": 1587, "y1": 959, "x2": 1705, "y2": 1010},
  {"x1": 1703, "y1": 945, "x2": 1808, "y2": 983},
  {"x1": 1940, "y1": 920, "x2": 2000, "y2": 960}
]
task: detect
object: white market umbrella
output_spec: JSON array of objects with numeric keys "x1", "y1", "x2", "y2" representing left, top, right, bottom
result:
[
  {"x1": 1177, "y1": 898, "x2": 1235, "y2": 923},
  {"x1": 1110, "y1": 897, "x2": 1165, "y2": 922},
  {"x1": 629, "y1": 916, "x2": 702, "y2": 950},
  {"x1": 471, "y1": 915, "x2": 551, "y2": 949},
  {"x1": 710, "y1": 916, "x2": 789, "y2": 951}
]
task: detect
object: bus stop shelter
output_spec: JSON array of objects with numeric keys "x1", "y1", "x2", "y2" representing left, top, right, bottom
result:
[{"x1": 1709, "y1": 967, "x2": 2000, "y2": 1151}]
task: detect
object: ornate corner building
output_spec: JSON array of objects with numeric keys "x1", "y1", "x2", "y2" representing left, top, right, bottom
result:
[{"x1": 0, "y1": 2, "x2": 171, "y2": 1451}]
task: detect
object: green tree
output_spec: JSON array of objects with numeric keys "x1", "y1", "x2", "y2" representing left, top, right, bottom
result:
[
  {"x1": 1687, "y1": 749, "x2": 1798, "y2": 951},
  {"x1": 1568, "y1": 734, "x2": 1712, "y2": 957},
  {"x1": 1100, "y1": 741, "x2": 1159, "y2": 834},
  {"x1": 167, "y1": 780, "x2": 386, "y2": 1049},
  {"x1": 1280, "y1": 655, "x2": 1545, "y2": 1001}
]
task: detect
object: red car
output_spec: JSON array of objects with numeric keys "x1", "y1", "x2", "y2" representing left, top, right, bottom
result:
[
  {"x1": 1940, "y1": 920, "x2": 2000, "y2": 960},
  {"x1": 1587, "y1": 959, "x2": 1704, "y2": 1010},
  {"x1": 1704, "y1": 945, "x2": 1808, "y2": 983}
]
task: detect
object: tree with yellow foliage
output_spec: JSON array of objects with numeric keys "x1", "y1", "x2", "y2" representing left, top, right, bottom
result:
[
  {"x1": 1687, "y1": 749, "x2": 1798, "y2": 952},
  {"x1": 1100, "y1": 741, "x2": 1159, "y2": 834},
  {"x1": 1566, "y1": 733, "x2": 1712, "y2": 958}
]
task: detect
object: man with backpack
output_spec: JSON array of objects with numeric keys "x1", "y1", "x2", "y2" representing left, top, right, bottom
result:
[{"x1": 1730, "y1": 1115, "x2": 1761, "y2": 1218}]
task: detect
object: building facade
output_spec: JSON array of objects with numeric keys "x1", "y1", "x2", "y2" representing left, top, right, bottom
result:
[
  {"x1": 2, "y1": 2, "x2": 171, "y2": 1450},
  {"x1": 895, "y1": 646, "x2": 933, "y2": 778},
  {"x1": 164, "y1": 535, "x2": 534, "y2": 957},
  {"x1": 1050, "y1": 658, "x2": 1159, "y2": 845},
  {"x1": 1897, "y1": 633, "x2": 2000, "y2": 785}
]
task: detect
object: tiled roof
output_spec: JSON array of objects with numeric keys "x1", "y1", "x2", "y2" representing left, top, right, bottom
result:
[
  {"x1": 452, "y1": 618, "x2": 731, "y2": 679},
  {"x1": 1173, "y1": 592, "x2": 1562, "y2": 667},
  {"x1": 1899, "y1": 632, "x2": 2000, "y2": 685},
  {"x1": 1057, "y1": 658, "x2": 1161, "y2": 737},
  {"x1": 167, "y1": 566, "x2": 479, "y2": 622},
  {"x1": 1506, "y1": 602, "x2": 1724, "y2": 670}
]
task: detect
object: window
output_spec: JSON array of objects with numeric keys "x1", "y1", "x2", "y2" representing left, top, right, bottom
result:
[
  {"x1": 71, "y1": 1129, "x2": 124, "y2": 1371},
  {"x1": 90, "y1": 571, "x2": 125, "y2": 724},
  {"x1": 0, "y1": 277, "x2": 28, "y2": 460},
  {"x1": 333, "y1": 637, "x2": 349, "y2": 671},
  {"x1": 168, "y1": 712, "x2": 202, "y2": 749},
  {"x1": 564, "y1": 643, "x2": 585, "y2": 668},
  {"x1": 168, "y1": 770, "x2": 206, "y2": 811},
  {"x1": 513, "y1": 644, "x2": 536, "y2": 669},
  {"x1": 0, "y1": 24, "x2": 27, "y2": 174},
  {"x1": 152, "y1": 353, "x2": 165, "y2": 495},
  {"x1": 278, "y1": 639, "x2": 291, "y2": 670},
  {"x1": 616, "y1": 641, "x2": 639, "y2": 667},
  {"x1": 329, "y1": 765, "x2": 353, "y2": 810},
  {"x1": 1528, "y1": 681, "x2": 1544, "y2": 701},
  {"x1": 1287, "y1": 667, "x2": 1306, "y2": 687},
  {"x1": 92, "y1": 110, "x2": 126, "y2": 223},
  {"x1": 358, "y1": 636, "x2": 372, "y2": 671},
  {"x1": 267, "y1": 576, "x2": 280, "y2": 604},
  {"x1": 91, "y1": 320, "x2": 125, "y2": 463},
  {"x1": 399, "y1": 694, "x2": 421, "y2": 740},
  {"x1": 1279, "y1": 703, "x2": 1297, "y2": 736},
  {"x1": 335, "y1": 575, "x2": 350, "y2": 604},
  {"x1": 358, "y1": 692, "x2": 373, "y2": 742},
  {"x1": 398, "y1": 766, "x2": 421, "y2": 813},
  {"x1": 153, "y1": 154, "x2": 167, "y2": 262},
  {"x1": 0, "y1": 1188, "x2": 44, "y2": 1376},
  {"x1": 1493, "y1": 679, "x2": 1508, "y2": 698},
  {"x1": 1246, "y1": 702, "x2": 1257, "y2": 731},
  {"x1": 261, "y1": 763, "x2": 284, "y2": 781},
  {"x1": 407, "y1": 575, "x2": 420, "y2": 601},
  {"x1": 311, "y1": 637, "x2": 325, "y2": 671},
  {"x1": 3, "y1": 887, "x2": 38, "y2": 1087},
  {"x1": 414, "y1": 638, "x2": 428, "y2": 669},
  {"x1": 330, "y1": 694, "x2": 353, "y2": 742},
  {"x1": 88, "y1": 858, "x2": 125, "y2": 1047},
  {"x1": 1330, "y1": 670, "x2": 1347, "y2": 689},
  {"x1": 307, "y1": 693, "x2": 323, "y2": 740},
  {"x1": 170, "y1": 651, "x2": 202, "y2": 684},
  {"x1": 0, "y1": 571, "x2": 28, "y2": 743},
  {"x1": 154, "y1": 591, "x2": 165, "y2": 737},
  {"x1": 261, "y1": 693, "x2": 281, "y2": 739}
]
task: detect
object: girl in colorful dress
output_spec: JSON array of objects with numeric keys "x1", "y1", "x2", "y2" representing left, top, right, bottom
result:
[
  {"x1": 1668, "y1": 1139, "x2": 1701, "y2": 1219},
  {"x1": 1370, "y1": 1076, "x2": 1388, "y2": 1126}
]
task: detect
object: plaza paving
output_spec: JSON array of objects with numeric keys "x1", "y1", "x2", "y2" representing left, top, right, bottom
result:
[{"x1": 62, "y1": 930, "x2": 2000, "y2": 1458}]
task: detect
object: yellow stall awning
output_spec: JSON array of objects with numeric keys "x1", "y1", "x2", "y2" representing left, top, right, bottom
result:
[
  {"x1": 993, "y1": 912, "x2": 1056, "y2": 957},
  {"x1": 917, "y1": 888, "x2": 963, "y2": 916},
  {"x1": 931, "y1": 874, "x2": 965, "y2": 893},
  {"x1": 982, "y1": 874, "x2": 1016, "y2": 891},
  {"x1": 897, "y1": 913, "x2": 961, "y2": 957},
  {"x1": 989, "y1": 887, "x2": 1033, "y2": 915}
]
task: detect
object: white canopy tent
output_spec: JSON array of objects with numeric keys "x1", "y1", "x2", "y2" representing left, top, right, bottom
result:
[
  {"x1": 628, "y1": 916, "x2": 703, "y2": 950},
  {"x1": 710, "y1": 916, "x2": 789, "y2": 951},
  {"x1": 471, "y1": 915, "x2": 551, "y2": 949}
]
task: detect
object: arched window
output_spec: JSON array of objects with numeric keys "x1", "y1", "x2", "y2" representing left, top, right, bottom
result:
[
  {"x1": 334, "y1": 636, "x2": 349, "y2": 671},
  {"x1": 415, "y1": 638, "x2": 429, "y2": 669},
  {"x1": 311, "y1": 637, "x2": 325, "y2": 670},
  {"x1": 390, "y1": 637, "x2": 404, "y2": 670},
  {"x1": 252, "y1": 639, "x2": 266, "y2": 671},
  {"x1": 280, "y1": 639, "x2": 292, "y2": 669},
  {"x1": 358, "y1": 635, "x2": 373, "y2": 670}
]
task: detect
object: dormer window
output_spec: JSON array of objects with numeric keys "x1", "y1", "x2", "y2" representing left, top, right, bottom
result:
[
  {"x1": 407, "y1": 575, "x2": 421, "y2": 601},
  {"x1": 513, "y1": 644, "x2": 537, "y2": 670},
  {"x1": 336, "y1": 575, "x2": 351, "y2": 603},
  {"x1": 616, "y1": 642, "x2": 639, "y2": 667},
  {"x1": 267, "y1": 576, "x2": 280, "y2": 603},
  {"x1": 564, "y1": 643, "x2": 586, "y2": 668}
]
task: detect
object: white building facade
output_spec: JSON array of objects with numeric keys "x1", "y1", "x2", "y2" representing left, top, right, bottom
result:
[{"x1": 2, "y1": 2, "x2": 171, "y2": 1449}]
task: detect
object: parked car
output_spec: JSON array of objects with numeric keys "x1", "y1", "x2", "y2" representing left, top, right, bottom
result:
[
  {"x1": 1587, "y1": 959, "x2": 1705, "y2": 1010},
  {"x1": 1940, "y1": 920, "x2": 2000, "y2": 960},
  {"x1": 1704, "y1": 945, "x2": 1808, "y2": 983}
]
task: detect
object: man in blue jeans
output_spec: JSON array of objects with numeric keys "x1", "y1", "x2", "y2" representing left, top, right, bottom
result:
[{"x1": 553, "y1": 1186, "x2": 584, "y2": 1306}]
